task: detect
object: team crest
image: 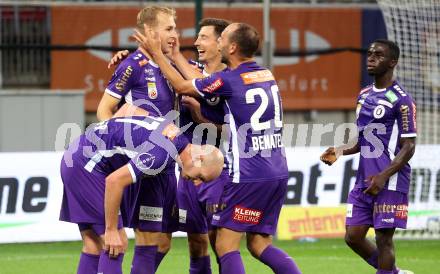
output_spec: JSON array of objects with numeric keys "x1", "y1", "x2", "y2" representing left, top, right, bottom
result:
[
  {"x1": 148, "y1": 83, "x2": 158, "y2": 99},
  {"x1": 373, "y1": 105, "x2": 385, "y2": 119}
]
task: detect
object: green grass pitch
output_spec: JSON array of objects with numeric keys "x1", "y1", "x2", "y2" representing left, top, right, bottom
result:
[{"x1": 0, "y1": 238, "x2": 438, "y2": 274}]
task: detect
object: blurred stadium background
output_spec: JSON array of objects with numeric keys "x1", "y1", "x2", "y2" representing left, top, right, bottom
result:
[{"x1": 0, "y1": 0, "x2": 439, "y2": 273}]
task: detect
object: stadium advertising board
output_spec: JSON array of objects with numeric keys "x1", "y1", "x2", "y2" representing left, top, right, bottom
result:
[
  {"x1": 51, "y1": 6, "x2": 362, "y2": 111},
  {"x1": 1, "y1": 146, "x2": 438, "y2": 243},
  {"x1": 0, "y1": 152, "x2": 81, "y2": 243}
]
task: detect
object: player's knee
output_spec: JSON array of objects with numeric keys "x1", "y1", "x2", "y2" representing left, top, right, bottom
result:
[
  {"x1": 82, "y1": 237, "x2": 102, "y2": 255},
  {"x1": 246, "y1": 241, "x2": 260, "y2": 258},
  {"x1": 376, "y1": 234, "x2": 394, "y2": 251},
  {"x1": 246, "y1": 240, "x2": 268, "y2": 258},
  {"x1": 81, "y1": 230, "x2": 102, "y2": 255},
  {"x1": 215, "y1": 238, "x2": 230, "y2": 257},
  {"x1": 344, "y1": 232, "x2": 361, "y2": 247},
  {"x1": 158, "y1": 237, "x2": 172, "y2": 254},
  {"x1": 188, "y1": 234, "x2": 209, "y2": 257}
]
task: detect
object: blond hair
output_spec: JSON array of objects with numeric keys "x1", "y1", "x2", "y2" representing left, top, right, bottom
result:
[{"x1": 136, "y1": 6, "x2": 176, "y2": 29}]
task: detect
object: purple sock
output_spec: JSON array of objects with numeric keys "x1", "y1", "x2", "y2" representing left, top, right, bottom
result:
[
  {"x1": 97, "y1": 251, "x2": 124, "y2": 274},
  {"x1": 155, "y1": 251, "x2": 167, "y2": 271},
  {"x1": 377, "y1": 270, "x2": 394, "y2": 274},
  {"x1": 367, "y1": 250, "x2": 398, "y2": 273},
  {"x1": 190, "y1": 256, "x2": 212, "y2": 274},
  {"x1": 77, "y1": 252, "x2": 99, "y2": 274},
  {"x1": 259, "y1": 245, "x2": 301, "y2": 274},
  {"x1": 219, "y1": 251, "x2": 245, "y2": 274},
  {"x1": 131, "y1": 245, "x2": 158, "y2": 274}
]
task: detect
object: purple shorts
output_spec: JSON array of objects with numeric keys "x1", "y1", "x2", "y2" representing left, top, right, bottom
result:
[
  {"x1": 177, "y1": 170, "x2": 229, "y2": 234},
  {"x1": 211, "y1": 178, "x2": 288, "y2": 235},
  {"x1": 346, "y1": 187, "x2": 408, "y2": 229},
  {"x1": 78, "y1": 217, "x2": 123, "y2": 236},
  {"x1": 123, "y1": 172, "x2": 178, "y2": 233},
  {"x1": 59, "y1": 159, "x2": 124, "y2": 229}
]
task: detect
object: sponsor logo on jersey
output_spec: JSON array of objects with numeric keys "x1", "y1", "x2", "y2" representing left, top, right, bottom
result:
[
  {"x1": 374, "y1": 203, "x2": 408, "y2": 221},
  {"x1": 203, "y1": 78, "x2": 223, "y2": 93},
  {"x1": 373, "y1": 105, "x2": 385, "y2": 119},
  {"x1": 395, "y1": 204, "x2": 408, "y2": 219},
  {"x1": 145, "y1": 76, "x2": 156, "y2": 82},
  {"x1": 346, "y1": 204, "x2": 353, "y2": 218},
  {"x1": 394, "y1": 85, "x2": 406, "y2": 96},
  {"x1": 139, "y1": 206, "x2": 163, "y2": 222},
  {"x1": 178, "y1": 209, "x2": 187, "y2": 224},
  {"x1": 148, "y1": 82, "x2": 158, "y2": 99},
  {"x1": 115, "y1": 65, "x2": 133, "y2": 91},
  {"x1": 136, "y1": 153, "x2": 155, "y2": 170},
  {"x1": 382, "y1": 218, "x2": 395, "y2": 224},
  {"x1": 138, "y1": 59, "x2": 148, "y2": 66},
  {"x1": 385, "y1": 90, "x2": 398, "y2": 103},
  {"x1": 233, "y1": 205, "x2": 262, "y2": 224},
  {"x1": 240, "y1": 70, "x2": 274, "y2": 85},
  {"x1": 412, "y1": 102, "x2": 417, "y2": 130},
  {"x1": 145, "y1": 68, "x2": 154, "y2": 76},
  {"x1": 400, "y1": 105, "x2": 410, "y2": 131}
]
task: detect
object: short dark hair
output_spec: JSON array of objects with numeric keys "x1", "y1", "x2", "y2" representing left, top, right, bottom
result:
[
  {"x1": 229, "y1": 23, "x2": 260, "y2": 58},
  {"x1": 199, "y1": 18, "x2": 231, "y2": 37},
  {"x1": 373, "y1": 39, "x2": 400, "y2": 60}
]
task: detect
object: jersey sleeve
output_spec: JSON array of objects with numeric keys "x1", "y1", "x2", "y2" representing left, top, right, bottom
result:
[
  {"x1": 396, "y1": 95, "x2": 417, "y2": 138},
  {"x1": 191, "y1": 71, "x2": 232, "y2": 98},
  {"x1": 105, "y1": 60, "x2": 140, "y2": 100},
  {"x1": 127, "y1": 146, "x2": 170, "y2": 182}
]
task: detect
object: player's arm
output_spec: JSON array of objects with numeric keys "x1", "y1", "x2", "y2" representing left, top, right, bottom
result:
[
  {"x1": 104, "y1": 165, "x2": 133, "y2": 256},
  {"x1": 97, "y1": 93, "x2": 121, "y2": 121},
  {"x1": 364, "y1": 137, "x2": 415, "y2": 195},
  {"x1": 133, "y1": 28, "x2": 201, "y2": 97},
  {"x1": 320, "y1": 138, "x2": 359, "y2": 166}
]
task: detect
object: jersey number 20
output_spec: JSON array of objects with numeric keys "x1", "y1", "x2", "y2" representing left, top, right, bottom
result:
[{"x1": 245, "y1": 85, "x2": 283, "y2": 131}]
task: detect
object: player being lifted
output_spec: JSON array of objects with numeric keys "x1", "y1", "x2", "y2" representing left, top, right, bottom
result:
[
  {"x1": 97, "y1": 6, "x2": 179, "y2": 273},
  {"x1": 321, "y1": 40, "x2": 416, "y2": 274},
  {"x1": 134, "y1": 22, "x2": 301, "y2": 274}
]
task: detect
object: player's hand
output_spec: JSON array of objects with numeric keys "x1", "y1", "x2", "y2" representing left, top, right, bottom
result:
[
  {"x1": 182, "y1": 96, "x2": 203, "y2": 123},
  {"x1": 104, "y1": 229, "x2": 123, "y2": 258},
  {"x1": 363, "y1": 173, "x2": 388, "y2": 195},
  {"x1": 107, "y1": 50, "x2": 130, "y2": 69},
  {"x1": 132, "y1": 25, "x2": 161, "y2": 57},
  {"x1": 192, "y1": 178, "x2": 203, "y2": 186},
  {"x1": 320, "y1": 147, "x2": 340, "y2": 166},
  {"x1": 168, "y1": 35, "x2": 181, "y2": 61}
]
